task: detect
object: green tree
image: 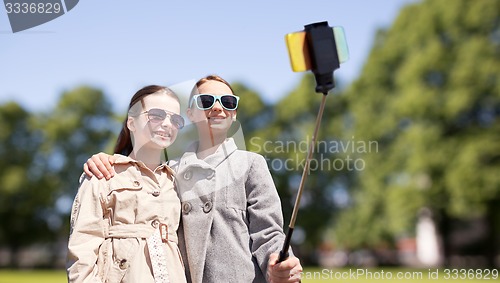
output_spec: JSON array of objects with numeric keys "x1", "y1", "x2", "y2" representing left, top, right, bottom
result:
[
  {"x1": 248, "y1": 74, "x2": 348, "y2": 262},
  {"x1": 334, "y1": 0, "x2": 500, "y2": 265},
  {"x1": 38, "y1": 86, "x2": 118, "y2": 241},
  {"x1": 231, "y1": 82, "x2": 267, "y2": 137},
  {"x1": 0, "y1": 102, "x2": 58, "y2": 267}
]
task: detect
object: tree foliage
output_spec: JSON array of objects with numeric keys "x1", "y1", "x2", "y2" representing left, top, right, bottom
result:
[
  {"x1": 248, "y1": 74, "x2": 349, "y2": 253},
  {"x1": 334, "y1": 0, "x2": 500, "y2": 251},
  {"x1": 0, "y1": 102, "x2": 55, "y2": 254},
  {"x1": 2, "y1": 0, "x2": 500, "y2": 266},
  {"x1": 0, "y1": 87, "x2": 117, "y2": 267},
  {"x1": 38, "y1": 86, "x2": 117, "y2": 235}
]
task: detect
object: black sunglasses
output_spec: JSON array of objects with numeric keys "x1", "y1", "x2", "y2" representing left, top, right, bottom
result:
[
  {"x1": 140, "y1": 108, "x2": 185, "y2": 129},
  {"x1": 189, "y1": 94, "x2": 240, "y2": 111}
]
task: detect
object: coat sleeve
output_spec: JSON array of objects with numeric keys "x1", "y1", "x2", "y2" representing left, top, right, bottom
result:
[
  {"x1": 245, "y1": 154, "x2": 288, "y2": 277},
  {"x1": 67, "y1": 176, "x2": 107, "y2": 283}
]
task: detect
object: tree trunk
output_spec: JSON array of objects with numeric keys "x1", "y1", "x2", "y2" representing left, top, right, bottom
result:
[
  {"x1": 486, "y1": 199, "x2": 500, "y2": 268},
  {"x1": 436, "y1": 209, "x2": 452, "y2": 267},
  {"x1": 9, "y1": 244, "x2": 20, "y2": 268}
]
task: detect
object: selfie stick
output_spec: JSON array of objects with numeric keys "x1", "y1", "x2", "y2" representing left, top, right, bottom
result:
[{"x1": 277, "y1": 21, "x2": 348, "y2": 262}]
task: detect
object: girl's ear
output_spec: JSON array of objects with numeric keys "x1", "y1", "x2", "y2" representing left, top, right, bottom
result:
[{"x1": 127, "y1": 117, "x2": 136, "y2": 132}]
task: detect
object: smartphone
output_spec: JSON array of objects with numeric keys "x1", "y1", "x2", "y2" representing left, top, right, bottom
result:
[{"x1": 285, "y1": 26, "x2": 349, "y2": 73}]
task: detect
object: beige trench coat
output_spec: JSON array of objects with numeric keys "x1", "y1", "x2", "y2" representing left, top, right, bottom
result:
[{"x1": 67, "y1": 155, "x2": 186, "y2": 283}]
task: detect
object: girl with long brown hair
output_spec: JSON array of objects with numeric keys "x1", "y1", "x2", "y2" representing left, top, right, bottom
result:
[{"x1": 67, "y1": 85, "x2": 186, "y2": 283}]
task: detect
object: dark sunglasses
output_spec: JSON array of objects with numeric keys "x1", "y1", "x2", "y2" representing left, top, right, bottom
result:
[
  {"x1": 189, "y1": 94, "x2": 240, "y2": 111},
  {"x1": 140, "y1": 108, "x2": 185, "y2": 129}
]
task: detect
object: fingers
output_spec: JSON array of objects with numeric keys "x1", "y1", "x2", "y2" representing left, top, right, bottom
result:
[
  {"x1": 99, "y1": 153, "x2": 116, "y2": 178},
  {"x1": 267, "y1": 253, "x2": 303, "y2": 283},
  {"x1": 85, "y1": 156, "x2": 104, "y2": 179},
  {"x1": 83, "y1": 162, "x2": 94, "y2": 178},
  {"x1": 85, "y1": 153, "x2": 115, "y2": 180},
  {"x1": 97, "y1": 153, "x2": 115, "y2": 179}
]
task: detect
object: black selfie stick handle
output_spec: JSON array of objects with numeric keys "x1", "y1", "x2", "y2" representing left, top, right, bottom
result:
[{"x1": 277, "y1": 227, "x2": 294, "y2": 262}]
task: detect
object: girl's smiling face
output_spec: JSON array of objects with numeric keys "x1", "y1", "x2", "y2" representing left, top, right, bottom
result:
[
  {"x1": 188, "y1": 80, "x2": 237, "y2": 134},
  {"x1": 129, "y1": 92, "x2": 181, "y2": 151}
]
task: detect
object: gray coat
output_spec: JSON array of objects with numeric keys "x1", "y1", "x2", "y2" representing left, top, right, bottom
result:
[{"x1": 172, "y1": 138, "x2": 287, "y2": 283}]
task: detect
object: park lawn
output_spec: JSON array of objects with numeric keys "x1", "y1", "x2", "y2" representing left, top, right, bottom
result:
[
  {"x1": 0, "y1": 268, "x2": 497, "y2": 282},
  {"x1": 0, "y1": 269, "x2": 66, "y2": 283}
]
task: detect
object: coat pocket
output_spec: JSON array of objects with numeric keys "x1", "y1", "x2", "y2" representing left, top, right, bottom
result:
[
  {"x1": 105, "y1": 238, "x2": 140, "y2": 283},
  {"x1": 107, "y1": 175, "x2": 143, "y2": 196},
  {"x1": 97, "y1": 239, "x2": 112, "y2": 281},
  {"x1": 105, "y1": 262, "x2": 127, "y2": 283},
  {"x1": 105, "y1": 176, "x2": 144, "y2": 209}
]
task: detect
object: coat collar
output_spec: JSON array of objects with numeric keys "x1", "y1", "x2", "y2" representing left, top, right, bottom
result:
[
  {"x1": 113, "y1": 154, "x2": 175, "y2": 176},
  {"x1": 179, "y1": 137, "x2": 238, "y2": 170}
]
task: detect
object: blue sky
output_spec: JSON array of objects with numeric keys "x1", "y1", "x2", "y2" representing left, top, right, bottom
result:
[{"x1": 0, "y1": 0, "x2": 417, "y2": 113}]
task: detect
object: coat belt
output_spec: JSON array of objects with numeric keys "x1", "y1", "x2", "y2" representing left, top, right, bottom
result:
[{"x1": 105, "y1": 222, "x2": 178, "y2": 244}]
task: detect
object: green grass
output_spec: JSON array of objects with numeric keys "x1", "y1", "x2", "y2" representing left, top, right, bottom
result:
[
  {"x1": 0, "y1": 269, "x2": 66, "y2": 283},
  {"x1": 0, "y1": 268, "x2": 497, "y2": 282}
]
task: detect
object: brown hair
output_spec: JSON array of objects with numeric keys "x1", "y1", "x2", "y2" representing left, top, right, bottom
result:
[
  {"x1": 114, "y1": 85, "x2": 179, "y2": 156},
  {"x1": 189, "y1": 74, "x2": 235, "y2": 107}
]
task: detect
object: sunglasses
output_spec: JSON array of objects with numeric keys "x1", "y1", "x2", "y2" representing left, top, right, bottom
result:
[
  {"x1": 140, "y1": 108, "x2": 185, "y2": 129},
  {"x1": 190, "y1": 94, "x2": 240, "y2": 111}
]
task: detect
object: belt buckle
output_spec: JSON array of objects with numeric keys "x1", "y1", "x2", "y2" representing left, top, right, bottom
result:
[{"x1": 159, "y1": 223, "x2": 168, "y2": 243}]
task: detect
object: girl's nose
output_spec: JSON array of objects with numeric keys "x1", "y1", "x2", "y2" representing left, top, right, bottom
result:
[
  {"x1": 161, "y1": 115, "x2": 174, "y2": 128},
  {"x1": 211, "y1": 100, "x2": 223, "y2": 111}
]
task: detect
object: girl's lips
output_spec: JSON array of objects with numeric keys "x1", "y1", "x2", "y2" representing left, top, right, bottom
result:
[
  {"x1": 208, "y1": 116, "x2": 227, "y2": 122},
  {"x1": 154, "y1": 131, "x2": 171, "y2": 138}
]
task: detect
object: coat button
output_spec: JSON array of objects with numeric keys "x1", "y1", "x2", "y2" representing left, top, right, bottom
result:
[
  {"x1": 203, "y1": 201, "x2": 213, "y2": 213},
  {"x1": 183, "y1": 170, "x2": 192, "y2": 180},
  {"x1": 152, "y1": 190, "x2": 160, "y2": 197},
  {"x1": 207, "y1": 171, "x2": 215, "y2": 180},
  {"x1": 119, "y1": 259, "x2": 128, "y2": 270},
  {"x1": 133, "y1": 180, "x2": 140, "y2": 187},
  {"x1": 151, "y1": 219, "x2": 160, "y2": 228},
  {"x1": 182, "y1": 202, "x2": 192, "y2": 214}
]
